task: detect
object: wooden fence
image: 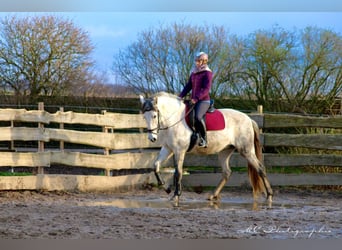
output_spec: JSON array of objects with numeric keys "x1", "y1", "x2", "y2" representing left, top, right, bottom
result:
[{"x1": 0, "y1": 103, "x2": 341, "y2": 191}]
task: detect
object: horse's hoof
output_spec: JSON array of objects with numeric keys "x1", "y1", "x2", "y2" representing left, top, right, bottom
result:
[
  {"x1": 208, "y1": 195, "x2": 216, "y2": 201},
  {"x1": 266, "y1": 195, "x2": 273, "y2": 208},
  {"x1": 208, "y1": 194, "x2": 220, "y2": 201},
  {"x1": 170, "y1": 195, "x2": 178, "y2": 201},
  {"x1": 164, "y1": 186, "x2": 172, "y2": 194},
  {"x1": 170, "y1": 195, "x2": 180, "y2": 207}
]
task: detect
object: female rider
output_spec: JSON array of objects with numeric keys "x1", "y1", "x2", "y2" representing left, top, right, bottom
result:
[{"x1": 179, "y1": 52, "x2": 213, "y2": 148}]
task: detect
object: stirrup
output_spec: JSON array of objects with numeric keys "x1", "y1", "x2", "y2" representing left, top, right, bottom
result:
[{"x1": 198, "y1": 138, "x2": 207, "y2": 148}]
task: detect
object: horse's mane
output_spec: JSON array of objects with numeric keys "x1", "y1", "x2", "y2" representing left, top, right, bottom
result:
[
  {"x1": 151, "y1": 92, "x2": 183, "y2": 111},
  {"x1": 152, "y1": 91, "x2": 178, "y2": 99}
]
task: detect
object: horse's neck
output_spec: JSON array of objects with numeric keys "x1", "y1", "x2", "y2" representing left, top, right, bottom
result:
[{"x1": 159, "y1": 98, "x2": 185, "y2": 126}]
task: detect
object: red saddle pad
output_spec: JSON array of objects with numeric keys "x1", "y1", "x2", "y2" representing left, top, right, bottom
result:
[
  {"x1": 205, "y1": 109, "x2": 225, "y2": 131},
  {"x1": 185, "y1": 106, "x2": 225, "y2": 131}
]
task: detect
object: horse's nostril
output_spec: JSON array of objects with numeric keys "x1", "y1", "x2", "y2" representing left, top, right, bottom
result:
[{"x1": 150, "y1": 138, "x2": 156, "y2": 142}]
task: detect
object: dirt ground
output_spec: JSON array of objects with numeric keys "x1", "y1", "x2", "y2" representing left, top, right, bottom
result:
[{"x1": 0, "y1": 187, "x2": 341, "y2": 239}]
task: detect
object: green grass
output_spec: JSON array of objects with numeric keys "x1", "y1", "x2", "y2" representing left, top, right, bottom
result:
[{"x1": 0, "y1": 172, "x2": 33, "y2": 176}]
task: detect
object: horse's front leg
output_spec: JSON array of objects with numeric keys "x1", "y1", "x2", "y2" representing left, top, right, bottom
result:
[
  {"x1": 154, "y1": 146, "x2": 173, "y2": 194},
  {"x1": 171, "y1": 151, "x2": 186, "y2": 204}
]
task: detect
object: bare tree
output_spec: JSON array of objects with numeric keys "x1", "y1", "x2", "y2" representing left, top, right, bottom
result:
[
  {"x1": 113, "y1": 22, "x2": 341, "y2": 113},
  {"x1": 0, "y1": 15, "x2": 94, "y2": 103},
  {"x1": 235, "y1": 26, "x2": 341, "y2": 113},
  {"x1": 293, "y1": 27, "x2": 342, "y2": 113},
  {"x1": 112, "y1": 23, "x2": 236, "y2": 98},
  {"x1": 236, "y1": 26, "x2": 296, "y2": 111}
]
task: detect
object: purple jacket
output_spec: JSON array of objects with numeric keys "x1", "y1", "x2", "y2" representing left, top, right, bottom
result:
[{"x1": 179, "y1": 70, "x2": 213, "y2": 102}]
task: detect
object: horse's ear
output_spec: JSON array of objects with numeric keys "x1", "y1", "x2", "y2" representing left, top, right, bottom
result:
[{"x1": 139, "y1": 95, "x2": 145, "y2": 105}]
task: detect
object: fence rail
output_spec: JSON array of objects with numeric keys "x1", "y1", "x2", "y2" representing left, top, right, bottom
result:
[{"x1": 0, "y1": 104, "x2": 341, "y2": 190}]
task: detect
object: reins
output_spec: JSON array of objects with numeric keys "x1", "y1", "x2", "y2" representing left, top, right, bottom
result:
[{"x1": 144, "y1": 101, "x2": 194, "y2": 134}]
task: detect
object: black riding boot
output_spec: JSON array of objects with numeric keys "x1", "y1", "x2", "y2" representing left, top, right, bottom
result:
[{"x1": 195, "y1": 119, "x2": 207, "y2": 148}]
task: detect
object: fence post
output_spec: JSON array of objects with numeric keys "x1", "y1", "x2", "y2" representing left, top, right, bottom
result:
[
  {"x1": 59, "y1": 107, "x2": 64, "y2": 151},
  {"x1": 37, "y1": 102, "x2": 45, "y2": 174},
  {"x1": 10, "y1": 120, "x2": 15, "y2": 151},
  {"x1": 9, "y1": 120, "x2": 15, "y2": 173},
  {"x1": 257, "y1": 105, "x2": 263, "y2": 133},
  {"x1": 257, "y1": 105, "x2": 267, "y2": 167},
  {"x1": 102, "y1": 110, "x2": 111, "y2": 176},
  {"x1": 139, "y1": 110, "x2": 143, "y2": 153},
  {"x1": 257, "y1": 105, "x2": 263, "y2": 114}
]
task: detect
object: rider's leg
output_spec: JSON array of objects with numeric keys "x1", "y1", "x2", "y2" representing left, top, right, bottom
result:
[
  {"x1": 194, "y1": 101, "x2": 210, "y2": 147},
  {"x1": 195, "y1": 118, "x2": 207, "y2": 147}
]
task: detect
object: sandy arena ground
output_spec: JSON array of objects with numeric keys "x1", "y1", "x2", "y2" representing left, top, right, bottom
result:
[{"x1": 0, "y1": 187, "x2": 341, "y2": 239}]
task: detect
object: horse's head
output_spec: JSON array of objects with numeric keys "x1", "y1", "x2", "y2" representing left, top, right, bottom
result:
[{"x1": 140, "y1": 95, "x2": 159, "y2": 142}]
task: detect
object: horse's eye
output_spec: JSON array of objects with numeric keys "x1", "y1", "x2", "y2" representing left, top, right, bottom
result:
[{"x1": 153, "y1": 115, "x2": 157, "y2": 119}]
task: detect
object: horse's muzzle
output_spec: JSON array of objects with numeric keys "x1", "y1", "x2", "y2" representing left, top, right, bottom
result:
[{"x1": 148, "y1": 133, "x2": 157, "y2": 142}]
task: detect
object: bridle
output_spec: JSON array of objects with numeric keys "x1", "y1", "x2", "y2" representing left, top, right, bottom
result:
[{"x1": 141, "y1": 98, "x2": 194, "y2": 134}]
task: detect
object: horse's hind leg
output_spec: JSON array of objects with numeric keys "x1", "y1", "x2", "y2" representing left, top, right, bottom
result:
[
  {"x1": 208, "y1": 148, "x2": 234, "y2": 201},
  {"x1": 244, "y1": 153, "x2": 273, "y2": 203}
]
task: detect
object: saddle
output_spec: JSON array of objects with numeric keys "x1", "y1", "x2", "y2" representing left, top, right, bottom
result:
[
  {"x1": 185, "y1": 100, "x2": 225, "y2": 151},
  {"x1": 185, "y1": 100, "x2": 225, "y2": 131}
]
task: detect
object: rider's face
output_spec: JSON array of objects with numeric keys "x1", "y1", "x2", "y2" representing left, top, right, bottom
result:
[{"x1": 195, "y1": 59, "x2": 204, "y2": 67}]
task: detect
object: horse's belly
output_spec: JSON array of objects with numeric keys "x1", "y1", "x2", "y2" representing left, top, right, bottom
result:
[{"x1": 188, "y1": 131, "x2": 231, "y2": 155}]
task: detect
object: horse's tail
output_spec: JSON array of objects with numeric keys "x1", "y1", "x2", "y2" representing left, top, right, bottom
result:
[{"x1": 248, "y1": 120, "x2": 266, "y2": 198}]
